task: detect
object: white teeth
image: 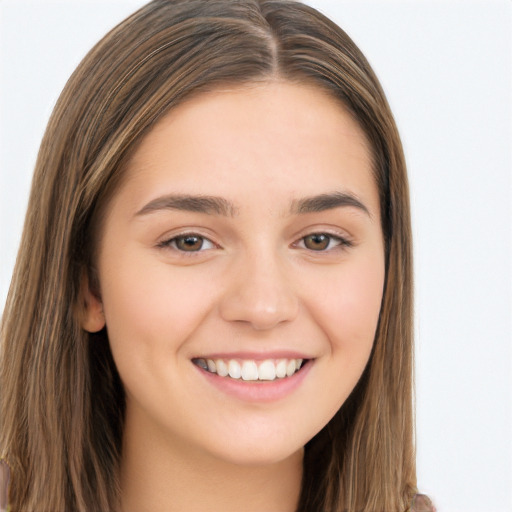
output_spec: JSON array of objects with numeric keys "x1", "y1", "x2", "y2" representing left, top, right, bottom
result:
[
  {"x1": 286, "y1": 359, "x2": 296, "y2": 377},
  {"x1": 275, "y1": 359, "x2": 287, "y2": 379},
  {"x1": 196, "y1": 357, "x2": 306, "y2": 381},
  {"x1": 216, "y1": 359, "x2": 228, "y2": 377},
  {"x1": 228, "y1": 360, "x2": 241, "y2": 379},
  {"x1": 258, "y1": 360, "x2": 276, "y2": 381},
  {"x1": 241, "y1": 360, "x2": 258, "y2": 381}
]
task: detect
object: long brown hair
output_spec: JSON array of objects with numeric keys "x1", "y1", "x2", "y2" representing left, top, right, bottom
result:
[{"x1": 0, "y1": 1, "x2": 416, "y2": 510}]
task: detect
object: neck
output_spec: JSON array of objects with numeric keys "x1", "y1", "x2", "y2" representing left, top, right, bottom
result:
[{"x1": 118, "y1": 409, "x2": 303, "y2": 512}]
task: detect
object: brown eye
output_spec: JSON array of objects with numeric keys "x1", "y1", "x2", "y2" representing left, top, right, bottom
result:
[
  {"x1": 175, "y1": 235, "x2": 204, "y2": 251},
  {"x1": 303, "y1": 233, "x2": 331, "y2": 251},
  {"x1": 169, "y1": 234, "x2": 213, "y2": 252},
  {"x1": 158, "y1": 233, "x2": 216, "y2": 253}
]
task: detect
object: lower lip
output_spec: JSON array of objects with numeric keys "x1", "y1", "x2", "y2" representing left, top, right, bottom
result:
[{"x1": 195, "y1": 360, "x2": 312, "y2": 403}]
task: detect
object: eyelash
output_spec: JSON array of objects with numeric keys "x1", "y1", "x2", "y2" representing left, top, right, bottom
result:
[
  {"x1": 294, "y1": 232, "x2": 353, "y2": 252},
  {"x1": 157, "y1": 233, "x2": 216, "y2": 253},
  {"x1": 157, "y1": 231, "x2": 352, "y2": 254}
]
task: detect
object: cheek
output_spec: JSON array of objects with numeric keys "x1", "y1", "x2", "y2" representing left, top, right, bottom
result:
[
  {"x1": 306, "y1": 254, "x2": 385, "y2": 355},
  {"x1": 299, "y1": 255, "x2": 384, "y2": 428},
  {"x1": 98, "y1": 249, "x2": 218, "y2": 359},
  {"x1": 340, "y1": 261, "x2": 384, "y2": 343}
]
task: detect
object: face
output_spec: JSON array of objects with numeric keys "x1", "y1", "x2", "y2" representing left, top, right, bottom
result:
[{"x1": 84, "y1": 82, "x2": 385, "y2": 466}]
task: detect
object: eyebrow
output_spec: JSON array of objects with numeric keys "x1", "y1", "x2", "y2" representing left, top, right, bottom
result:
[
  {"x1": 135, "y1": 191, "x2": 370, "y2": 218},
  {"x1": 290, "y1": 192, "x2": 370, "y2": 217},
  {"x1": 135, "y1": 194, "x2": 238, "y2": 217}
]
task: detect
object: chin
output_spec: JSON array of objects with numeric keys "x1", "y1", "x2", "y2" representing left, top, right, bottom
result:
[{"x1": 202, "y1": 429, "x2": 306, "y2": 467}]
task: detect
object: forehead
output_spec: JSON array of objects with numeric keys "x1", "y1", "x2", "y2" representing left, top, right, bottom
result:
[{"x1": 116, "y1": 81, "x2": 377, "y2": 216}]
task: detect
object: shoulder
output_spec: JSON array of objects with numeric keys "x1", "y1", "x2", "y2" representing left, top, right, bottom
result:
[{"x1": 411, "y1": 493, "x2": 437, "y2": 512}]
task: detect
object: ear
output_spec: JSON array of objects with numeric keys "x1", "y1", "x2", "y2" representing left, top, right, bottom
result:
[{"x1": 79, "y1": 272, "x2": 106, "y2": 333}]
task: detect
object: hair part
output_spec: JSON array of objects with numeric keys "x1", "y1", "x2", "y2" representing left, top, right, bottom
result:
[{"x1": 0, "y1": 1, "x2": 416, "y2": 510}]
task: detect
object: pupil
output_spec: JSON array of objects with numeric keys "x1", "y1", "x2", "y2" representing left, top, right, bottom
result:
[
  {"x1": 305, "y1": 234, "x2": 329, "y2": 250},
  {"x1": 178, "y1": 236, "x2": 202, "y2": 251}
]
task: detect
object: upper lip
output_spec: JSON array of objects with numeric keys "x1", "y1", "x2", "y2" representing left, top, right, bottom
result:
[{"x1": 192, "y1": 351, "x2": 313, "y2": 361}]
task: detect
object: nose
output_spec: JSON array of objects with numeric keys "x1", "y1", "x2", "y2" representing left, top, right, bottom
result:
[{"x1": 219, "y1": 250, "x2": 299, "y2": 330}]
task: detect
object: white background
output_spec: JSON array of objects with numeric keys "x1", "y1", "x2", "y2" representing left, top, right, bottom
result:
[{"x1": 1, "y1": 1, "x2": 511, "y2": 511}]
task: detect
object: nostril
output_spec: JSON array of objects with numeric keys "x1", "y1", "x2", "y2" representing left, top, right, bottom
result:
[{"x1": 219, "y1": 292, "x2": 299, "y2": 330}]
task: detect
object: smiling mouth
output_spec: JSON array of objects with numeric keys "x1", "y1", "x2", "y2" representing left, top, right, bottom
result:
[{"x1": 192, "y1": 357, "x2": 307, "y2": 382}]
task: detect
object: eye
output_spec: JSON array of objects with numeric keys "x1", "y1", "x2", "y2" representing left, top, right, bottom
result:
[
  {"x1": 159, "y1": 234, "x2": 216, "y2": 252},
  {"x1": 298, "y1": 233, "x2": 350, "y2": 251}
]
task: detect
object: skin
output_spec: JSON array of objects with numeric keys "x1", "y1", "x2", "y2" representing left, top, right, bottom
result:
[{"x1": 83, "y1": 81, "x2": 385, "y2": 512}]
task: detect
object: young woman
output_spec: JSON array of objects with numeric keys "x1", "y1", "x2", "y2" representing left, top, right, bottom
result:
[{"x1": 0, "y1": 1, "x2": 434, "y2": 510}]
